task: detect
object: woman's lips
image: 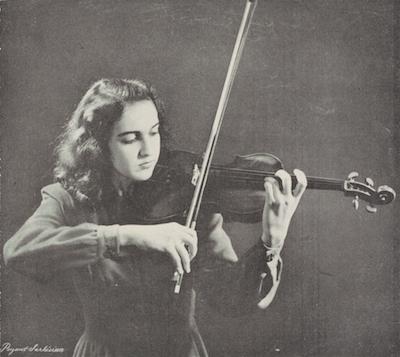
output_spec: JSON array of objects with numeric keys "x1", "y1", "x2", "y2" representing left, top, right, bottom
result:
[{"x1": 139, "y1": 161, "x2": 155, "y2": 169}]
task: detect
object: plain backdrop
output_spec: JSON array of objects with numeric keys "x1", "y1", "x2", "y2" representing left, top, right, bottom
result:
[{"x1": 1, "y1": 1, "x2": 399, "y2": 356}]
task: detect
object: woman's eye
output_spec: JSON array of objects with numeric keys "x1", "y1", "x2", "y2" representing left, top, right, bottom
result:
[
  {"x1": 120, "y1": 136, "x2": 137, "y2": 144},
  {"x1": 150, "y1": 130, "x2": 160, "y2": 136}
]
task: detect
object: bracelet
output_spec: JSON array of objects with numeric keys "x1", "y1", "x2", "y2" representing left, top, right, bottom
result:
[
  {"x1": 262, "y1": 241, "x2": 283, "y2": 252},
  {"x1": 261, "y1": 239, "x2": 282, "y2": 262},
  {"x1": 98, "y1": 225, "x2": 121, "y2": 259}
]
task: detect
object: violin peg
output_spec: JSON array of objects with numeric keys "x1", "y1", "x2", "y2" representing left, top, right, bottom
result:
[
  {"x1": 348, "y1": 171, "x2": 359, "y2": 180},
  {"x1": 365, "y1": 177, "x2": 374, "y2": 187},
  {"x1": 352, "y1": 195, "x2": 359, "y2": 210},
  {"x1": 366, "y1": 204, "x2": 378, "y2": 213}
]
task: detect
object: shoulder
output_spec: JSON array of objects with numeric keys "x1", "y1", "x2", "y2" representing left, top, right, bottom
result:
[
  {"x1": 40, "y1": 183, "x2": 93, "y2": 225},
  {"x1": 40, "y1": 182, "x2": 76, "y2": 210}
]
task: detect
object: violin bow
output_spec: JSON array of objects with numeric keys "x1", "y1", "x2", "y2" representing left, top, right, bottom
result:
[{"x1": 174, "y1": 0, "x2": 258, "y2": 294}]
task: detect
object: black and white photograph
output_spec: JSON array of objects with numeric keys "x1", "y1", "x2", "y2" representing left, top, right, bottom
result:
[{"x1": 1, "y1": 1, "x2": 399, "y2": 356}]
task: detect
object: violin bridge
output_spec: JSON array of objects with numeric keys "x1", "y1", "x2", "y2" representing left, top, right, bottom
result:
[{"x1": 191, "y1": 164, "x2": 200, "y2": 186}]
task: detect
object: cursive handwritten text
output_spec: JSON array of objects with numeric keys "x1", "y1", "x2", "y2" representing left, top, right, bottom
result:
[{"x1": 1, "y1": 342, "x2": 65, "y2": 355}]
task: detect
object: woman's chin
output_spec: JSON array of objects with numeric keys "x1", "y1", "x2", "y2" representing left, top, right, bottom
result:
[{"x1": 130, "y1": 168, "x2": 155, "y2": 182}]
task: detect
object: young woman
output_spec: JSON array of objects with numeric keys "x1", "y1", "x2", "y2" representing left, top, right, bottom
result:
[{"x1": 3, "y1": 78, "x2": 307, "y2": 357}]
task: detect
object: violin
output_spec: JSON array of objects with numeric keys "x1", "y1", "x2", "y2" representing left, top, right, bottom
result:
[{"x1": 129, "y1": 150, "x2": 396, "y2": 225}]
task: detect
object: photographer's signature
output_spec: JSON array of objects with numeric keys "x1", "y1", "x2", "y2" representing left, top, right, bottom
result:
[{"x1": 1, "y1": 342, "x2": 65, "y2": 355}]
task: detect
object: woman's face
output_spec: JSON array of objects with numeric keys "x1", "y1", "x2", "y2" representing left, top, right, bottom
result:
[{"x1": 108, "y1": 100, "x2": 161, "y2": 182}]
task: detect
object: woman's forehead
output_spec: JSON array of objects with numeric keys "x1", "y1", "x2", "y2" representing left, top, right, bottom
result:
[{"x1": 116, "y1": 100, "x2": 159, "y2": 131}]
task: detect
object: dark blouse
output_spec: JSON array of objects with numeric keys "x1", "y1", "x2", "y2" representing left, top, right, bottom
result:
[{"x1": 3, "y1": 183, "x2": 282, "y2": 357}]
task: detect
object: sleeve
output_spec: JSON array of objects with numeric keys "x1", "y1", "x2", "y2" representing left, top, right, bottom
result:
[
  {"x1": 195, "y1": 213, "x2": 283, "y2": 316},
  {"x1": 2, "y1": 185, "x2": 117, "y2": 282}
]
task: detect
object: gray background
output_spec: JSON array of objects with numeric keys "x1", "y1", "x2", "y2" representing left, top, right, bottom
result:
[{"x1": 1, "y1": 0, "x2": 399, "y2": 356}]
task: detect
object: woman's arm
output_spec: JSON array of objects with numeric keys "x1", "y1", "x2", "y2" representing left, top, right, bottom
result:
[
  {"x1": 195, "y1": 169, "x2": 307, "y2": 316},
  {"x1": 3, "y1": 184, "x2": 198, "y2": 282},
  {"x1": 3, "y1": 187, "x2": 101, "y2": 281},
  {"x1": 194, "y1": 213, "x2": 282, "y2": 316}
]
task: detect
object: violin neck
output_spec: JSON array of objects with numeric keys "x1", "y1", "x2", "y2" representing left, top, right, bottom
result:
[
  {"x1": 291, "y1": 175, "x2": 344, "y2": 192},
  {"x1": 211, "y1": 166, "x2": 344, "y2": 193},
  {"x1": 258, "y1": 173, "x2": 345, "y2": 192}
]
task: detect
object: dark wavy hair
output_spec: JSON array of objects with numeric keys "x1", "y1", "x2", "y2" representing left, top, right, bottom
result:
[{"x1": 54, "y1": 78, "x2": 167, "y2": 203}]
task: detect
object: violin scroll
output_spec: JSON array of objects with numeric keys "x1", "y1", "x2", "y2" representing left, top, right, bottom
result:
[{"x1": 345, "y1": 172, "x2": 396, "y2": 213}]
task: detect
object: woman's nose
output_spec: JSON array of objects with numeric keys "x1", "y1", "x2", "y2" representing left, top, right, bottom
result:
[{"x1": 139, "y1": 137, "x2": 152, "y2": 157}]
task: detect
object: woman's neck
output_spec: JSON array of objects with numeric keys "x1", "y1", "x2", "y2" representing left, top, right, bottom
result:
[{"x1": 111, "y1": 169, "x2": 134, "y2": 196}]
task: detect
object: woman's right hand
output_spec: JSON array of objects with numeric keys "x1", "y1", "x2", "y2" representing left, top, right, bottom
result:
[{"x1": 119, "y1": 223, "x2": 197, "y2": 275}]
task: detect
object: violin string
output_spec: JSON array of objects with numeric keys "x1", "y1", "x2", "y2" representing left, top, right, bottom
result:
[
  {"x1": 215, "y1": 179, "x2": 343, "y2": 190},
  {"x1": 211, "y1": 176, "x2": 344, "y2": 190},
  {"x1": 210, "y1": 166, "x2": 344, "y2": 186}
]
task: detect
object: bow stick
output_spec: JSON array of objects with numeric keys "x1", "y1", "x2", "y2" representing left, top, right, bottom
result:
[{"x1": 174, "y1": 0, "x2": 258, "y2": 294}]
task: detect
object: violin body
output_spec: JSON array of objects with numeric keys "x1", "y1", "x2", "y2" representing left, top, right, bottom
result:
[
  {"x1": 207, "y1": 152, "x2": 283, "y2": 222},
  {"x1": 128, "y1": 150, "x2": 283, "y2": 224}
]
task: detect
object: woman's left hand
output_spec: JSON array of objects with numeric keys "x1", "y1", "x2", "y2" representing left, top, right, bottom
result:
[{"x1": 261, "y1": 169, "x2": 307, "y2": 251}]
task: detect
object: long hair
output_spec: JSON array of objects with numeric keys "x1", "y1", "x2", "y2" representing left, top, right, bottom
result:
[{"x1": 54, "y1": 78, "x2": 167, "y2": 203}]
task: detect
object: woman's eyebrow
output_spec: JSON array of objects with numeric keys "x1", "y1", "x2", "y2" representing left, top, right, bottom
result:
[
  {"x1": 117, "y1": 123, "x2": 159, "y2": 137},
  {"x1": 117, "y1": 131, "x2": 138, "y2": 137}
]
